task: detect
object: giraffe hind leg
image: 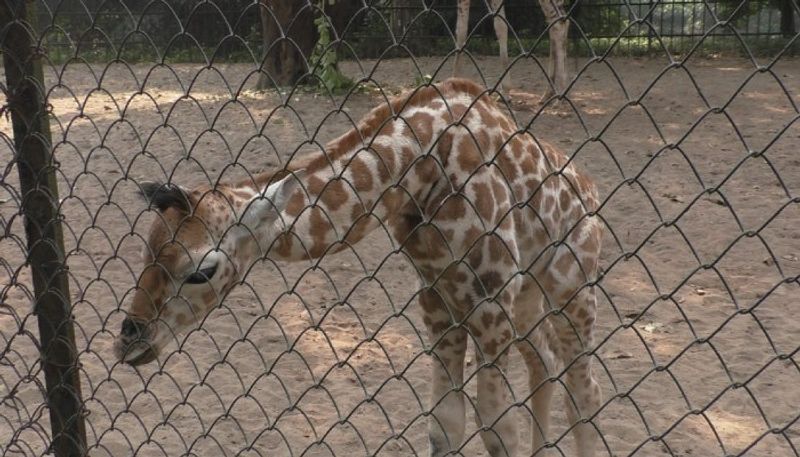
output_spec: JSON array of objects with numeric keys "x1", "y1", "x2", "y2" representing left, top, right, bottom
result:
[{"x1": 542, "y1": 220, "x2": 602, "y2": 457}]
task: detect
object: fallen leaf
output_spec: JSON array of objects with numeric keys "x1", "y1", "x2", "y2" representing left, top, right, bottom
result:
[
  {"x1": 642, "y1": 322, "x2": 665, "y2": 333},
  {"x1": 705, "y1": 197, "x2": 727, "y2": 207},
  {"x1": 606, "y1": 350, "x2": 633, "y2": 360}
]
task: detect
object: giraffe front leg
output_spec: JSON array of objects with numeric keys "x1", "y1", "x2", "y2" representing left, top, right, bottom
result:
[
  {"x1": 421, "y1": 290, "x2": 468, "y2": 457},
  {"x1": 490, "y1": 0, "x2": 512, "y2": 90},
  {"x1": 518, "y1": 341, "x2": 555, "y2": 456},
  {"x1": 453, "y1": 0, "x2": 471, "y2": 79},
  {"x1": 514, "y1": 283, "x2": 556, "y2": 456},
  {"x1": 428, "y1": 334, "x2": 468, "y2": 457},
  {"x1": 537, "y1": 0, "x2": 570, "y2": 99},
  {"x1": 550, "y1": 18, "x2": 569, "y2": 95},
  {"x1": 470, "y1": 302, "x2": 519, "y2": 457}
]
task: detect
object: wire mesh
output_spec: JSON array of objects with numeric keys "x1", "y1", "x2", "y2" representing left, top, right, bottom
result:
[{"x1": 2, "y1": 0, "x2": 800, "y2": 456}]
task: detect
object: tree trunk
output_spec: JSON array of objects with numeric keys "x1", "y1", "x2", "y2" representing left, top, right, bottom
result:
[
  {"x1": 257, "y1": 0, "x2": 315, "y2": 89},
  {"x1": 780, "y1": 0, "x2": 796, "y2": 38},
  {"x1": 390, "y1": 0, "x2": 414, "y2": 38},
  {"x1": 256, "y1": 0, "x2": 360, "y2": 90}
]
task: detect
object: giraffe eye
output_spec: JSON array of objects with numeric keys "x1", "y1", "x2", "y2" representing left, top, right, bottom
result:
[{"x1": 185, "y1": 264, "x2": 218, "y2": 284}]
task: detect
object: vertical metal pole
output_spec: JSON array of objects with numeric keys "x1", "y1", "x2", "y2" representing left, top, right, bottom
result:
[{"x1": 0, "y1": 1, "x2": 87, "y2": 456}]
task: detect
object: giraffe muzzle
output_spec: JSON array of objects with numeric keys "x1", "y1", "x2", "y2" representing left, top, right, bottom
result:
[{"x1": 114, "y1": 317, "x2": 159, "y2": 366}]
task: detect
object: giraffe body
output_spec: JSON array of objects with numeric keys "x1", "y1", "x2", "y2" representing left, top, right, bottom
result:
[
  {"x1": 453, "y1": 0, "x2": 570, "y2": 96},
  {"x1": 115, "y1": 78, "x2": 601, "y2": 457}
]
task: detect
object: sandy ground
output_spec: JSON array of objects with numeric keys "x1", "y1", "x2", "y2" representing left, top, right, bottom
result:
[{"x1": 1, "y1": 54, "x2": 799, "y2": 457}]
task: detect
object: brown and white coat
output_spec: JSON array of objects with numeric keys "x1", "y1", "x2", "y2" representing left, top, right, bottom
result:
[{"x1": 116, "y1": 78, "x2": 602, "y2": 457}]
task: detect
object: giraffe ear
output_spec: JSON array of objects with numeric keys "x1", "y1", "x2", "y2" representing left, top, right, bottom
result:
[
  {"x1": 242, "y1": 170, "x2": 306, "y2": 229},
  {"x1": 264, "y1": 170, "x2": 305, "y2": 212},
  {"x1": 138, "y1": 181, "x2": 192, "y2": 213}
]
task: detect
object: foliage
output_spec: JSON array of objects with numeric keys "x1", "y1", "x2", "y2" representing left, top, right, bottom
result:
[
  {"x1": 413, "y1": 73, "x2": 434, "y2": 87},
  {"x1": 33, "y1": 0, "x2": 799, "y2": 66},
  {"x1": 308, "y1": 0, "x2": 355, "y2": 94}
]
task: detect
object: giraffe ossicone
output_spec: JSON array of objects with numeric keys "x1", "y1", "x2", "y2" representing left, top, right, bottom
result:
[{"x1": 115, "y1": 78, "x2": 602, "y2": 457}]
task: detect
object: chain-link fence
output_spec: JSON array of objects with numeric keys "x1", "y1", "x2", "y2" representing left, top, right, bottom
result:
[{"x1": 2, "y1": 0, "x2": 799, "y2": 456}]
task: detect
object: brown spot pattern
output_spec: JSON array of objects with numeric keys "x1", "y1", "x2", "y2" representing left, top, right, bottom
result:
[{"x1": 348, "y1": 156, "x2": 373, "y2": 192}]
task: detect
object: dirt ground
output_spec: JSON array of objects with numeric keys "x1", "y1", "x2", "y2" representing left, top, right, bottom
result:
[{"x1": 1, "y1": 54, "x2": 799, "y2": 457}]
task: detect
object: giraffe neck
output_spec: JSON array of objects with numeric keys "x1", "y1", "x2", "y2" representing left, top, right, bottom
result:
[
  {"x1": 234, "y1": 84, "x2": 484, "y2": 264},
  {"x1": 257, "y1": 125, "x2": 434, "y2": 262}
]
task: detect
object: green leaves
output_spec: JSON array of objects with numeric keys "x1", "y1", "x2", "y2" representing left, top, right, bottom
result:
[{"x1": 309, "y1": 2, "x2": 354, "y2": 94}]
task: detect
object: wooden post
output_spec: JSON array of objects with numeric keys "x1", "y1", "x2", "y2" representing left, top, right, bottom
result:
[{"x1": 0, "y1": 1, "x2": 87, "y2": 456}]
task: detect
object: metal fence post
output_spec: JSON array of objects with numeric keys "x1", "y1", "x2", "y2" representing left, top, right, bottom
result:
[{"x1": 0, "y1": 1, "x2": 87, "y2": 456}]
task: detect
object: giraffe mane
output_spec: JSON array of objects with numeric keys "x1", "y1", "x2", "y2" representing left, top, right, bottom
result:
[{"x1": 239, "y1": 78, "x2": 492, "y2": 192}]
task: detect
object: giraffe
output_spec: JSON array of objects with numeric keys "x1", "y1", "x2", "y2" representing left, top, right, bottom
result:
[
  {"x1": 114, "y1": 78, "x2": 602, "y2": 457},
  {"x1": 452, "y1": 0, "x2": 570, "y2": 96}
]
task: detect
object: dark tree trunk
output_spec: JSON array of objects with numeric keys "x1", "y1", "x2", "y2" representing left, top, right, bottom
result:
[
  {"x1": 257, "y1": 0, "x2": 315, "y2": 89},
  {"x1": 780, "y1": 0, "x2": 796, "y2": 38},
  {"x1": 390, "y1": 0, "x2": 414, "y2": 38},
  {"x1": 256, "y1": 0, "x2": 361, "y2": 90}
]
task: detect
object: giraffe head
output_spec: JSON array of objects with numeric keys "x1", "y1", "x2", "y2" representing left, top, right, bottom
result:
[{"x1": 114, "y1": 174, "x2": 301, "y2": 366}]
